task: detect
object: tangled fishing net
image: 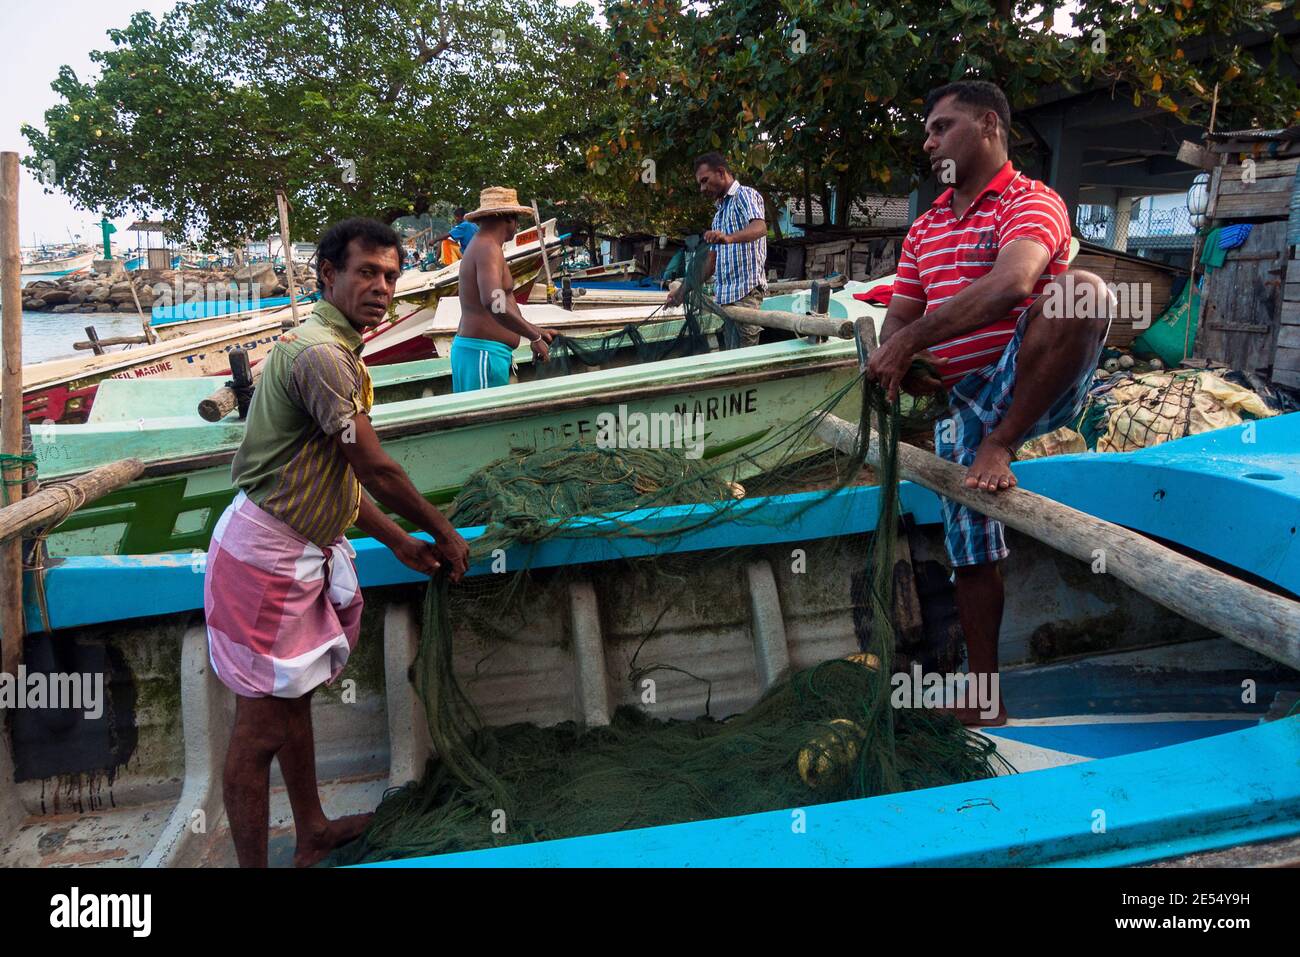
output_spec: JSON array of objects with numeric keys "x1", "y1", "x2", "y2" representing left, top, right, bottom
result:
[
  {"x1": 329, "y1": 251, "x2": 1010, "y2": 866},
  {"x1": 538, "y1": 240, "x2": 757, "y2": 375}
]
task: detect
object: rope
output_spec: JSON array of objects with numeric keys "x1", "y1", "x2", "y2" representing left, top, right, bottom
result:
[
  {"x1": 314, "y1": 244, "x2": 983, "y2": 863},
  {"x1": 23, "y1": 481, "x2": 90, "y2": 636},
  {"x1": 325, "y1": 352, "x2": 988, "y2": 865},
  {"x1": 0, "y1": 443, "x2": 92, "y2": 635},
  {"x1": 0, "y1": 452, "x2": 36, "y2": 497}
]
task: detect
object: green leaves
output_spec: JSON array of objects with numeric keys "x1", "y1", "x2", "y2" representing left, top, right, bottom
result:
[
  {"x1": 22, "y1": 0, "x2": 613, "y2": 246},
  {"x1": 25, "y1": 0, "x2": 1297, "y2": 247},
  {"x1": 595, "y1": 0, "x2": 1300, "y2": 235}
]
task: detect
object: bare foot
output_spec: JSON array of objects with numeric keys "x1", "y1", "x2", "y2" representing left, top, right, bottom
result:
[
  {"x1": 964, "y1": 438, "x2": 1017, "y2": 492},
  {"x1": 293, "y1": 813, "x2": 373, "y2": 868}
]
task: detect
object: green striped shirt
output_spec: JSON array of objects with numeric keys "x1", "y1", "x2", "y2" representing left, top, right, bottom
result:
[{"x1": 230, "y1": 300, "x2": 374, "y2": 546}]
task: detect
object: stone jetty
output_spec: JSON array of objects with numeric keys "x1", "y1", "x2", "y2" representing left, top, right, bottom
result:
[{"x1": 22, "y1": 263, "x2": 318, "y2": 314}]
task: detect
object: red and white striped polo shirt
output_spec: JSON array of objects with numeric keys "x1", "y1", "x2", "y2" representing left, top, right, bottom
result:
[{"x1": 891, "y1": 162, "x2": 1071, "y2": 387}]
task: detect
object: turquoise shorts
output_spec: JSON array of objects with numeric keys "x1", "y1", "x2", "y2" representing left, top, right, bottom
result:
[{"x1": 450, "y1": 336, "x2": 514, "y2": 392}]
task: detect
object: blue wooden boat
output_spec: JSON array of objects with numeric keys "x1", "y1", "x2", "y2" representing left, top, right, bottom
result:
[
  {"x1": 150, "y1": 292, "x2": 317, "y2": 326},
  {"x1": 1, "y1": 415, "x2": 1297, "y2": 867}
]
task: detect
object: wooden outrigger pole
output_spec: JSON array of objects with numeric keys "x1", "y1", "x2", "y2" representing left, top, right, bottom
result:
[
  {"x1": 276, "y1": 189, "x2": 301, "y2": 327},
  {"x1": 816, "y1": 319, "x2": 1300, "y2": 670},
  {"x1": 1, "y1": 153, "x2": 24, "y2": 675}
]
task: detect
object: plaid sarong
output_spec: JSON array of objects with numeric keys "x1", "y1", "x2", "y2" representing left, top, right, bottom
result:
[
  {"x1": 204, "y1": 491, "x2": 363, "y2": 698},
  {"x1": 936, "y1": 308, "x2": 1104, "y2": 568}
]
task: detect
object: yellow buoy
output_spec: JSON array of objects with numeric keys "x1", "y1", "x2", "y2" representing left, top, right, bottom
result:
[
  {"x1": 844, "y1": 652, "x2": 881, "y2": 671},
  {"x1": 797, "y1": 719, "x2": 867, "y2": 790}
]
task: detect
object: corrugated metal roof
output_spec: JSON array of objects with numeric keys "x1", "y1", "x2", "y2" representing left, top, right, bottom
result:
[
  {"x1": 789, "y1": 195, "x2": 910, "y2": 229},
  {"x1": 1205, "y1": 126, "x2": 1300, "y2": 143}
]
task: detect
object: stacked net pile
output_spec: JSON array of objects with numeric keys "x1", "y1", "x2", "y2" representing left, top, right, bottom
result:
[
  {"x1": 329, "y1": 347, "x2": 1009, "y2": 865},
  {"x1": 539, "y1": 310, "x2": 722, "y2": 378},
  {"x1": 336, "y1": 659, "x2": 1006, "y2": 862},
  {"x1": 1081, "y1": 369, "x2": 1276, "y2": 452}
]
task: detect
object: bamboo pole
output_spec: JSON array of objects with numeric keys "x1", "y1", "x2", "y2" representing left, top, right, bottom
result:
[
  {"x1": 814, "y1": 412, "x2": 1300, "y2": 670},
  {"x1": 1, "y1": 153, "x2": 24, "y2": 674},
  {"x1": 531, "y1": 200, "x2": 554, "y2": 303},
  {"x1": 0, "y1": 459, "x2": 144, "y2": 545},
  {"x1": 276, "y1": 190, "x2": 300, "y2": 326},
  {"x1": 129, "y1": 273, "x2": 157, "y2": 345},
  {"x1": 1185, "y1": 232, "x2": 1202, "y2": 363},
  {"x1": 765, "y1": 274, "x2": 848, "y2": 294},
  {"x1": 74, "y1": 334, "x2": 151, "y2": 350},
  {"x1": 720, "y1": 302, "x2": 853, "y2": 339}
]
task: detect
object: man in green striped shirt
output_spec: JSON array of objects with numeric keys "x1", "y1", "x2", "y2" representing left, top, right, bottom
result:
[{"x1": 211, "y1": 217, "x2": 468, "y2": 867}]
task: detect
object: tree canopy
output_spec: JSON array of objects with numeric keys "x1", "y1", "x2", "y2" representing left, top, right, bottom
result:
[
  {"x1": 23, "y1": 0, "x2": 609, "y2": 247},
  {"x1": 595, "y1": 0, "x2": 1300, "y2": 229},
  {"x1": 22, "y1": 0, "x2": 1300, "y2": 245}
]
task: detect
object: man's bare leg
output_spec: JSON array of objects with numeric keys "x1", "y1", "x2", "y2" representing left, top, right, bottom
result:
[
  {"x1": 275, "y1": 690, "x2": 373, "y2": 868},
  {"x1": 952, "y1": 562, "x2": 1007, "y2": 726},
  {"x1": 223, "y1": 694, "x2": 293, "y2": 868},
  {"x1": 948, "y1": 272, "x2": 1110, "y2": 725},
  {"x1": 966, "y1": 270, "x2": 1111, "y2": 492}
]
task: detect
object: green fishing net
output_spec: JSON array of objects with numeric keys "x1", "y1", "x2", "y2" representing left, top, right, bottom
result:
[
  {"x1": 329, "y1": 336, "x2": 1010, "y2": 864},
  {"x1": 539, "y1": 242, "x2": 747, "y2": 376},
  {"x1": 539, "y1": 309, "x2": 722, "y2": 378},
  {"x1": 335, "y1": 658, "x2": 1004, "y2": 862}
]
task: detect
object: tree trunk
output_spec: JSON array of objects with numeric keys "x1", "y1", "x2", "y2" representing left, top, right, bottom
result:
[
  {"x1": 835, "y1": 172, "x2": 852, "y2": 227},
  {"x1": 803, "y1": 165, "x2": 812, "y2": 232},
  {"x1": 761, "y1": 188, "x2": 782, "y2": 242}
]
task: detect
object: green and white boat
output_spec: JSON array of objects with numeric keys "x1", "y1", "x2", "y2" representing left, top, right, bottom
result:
[{"x1": 31, "y1": 295, "x2": 886, "y2": 557}]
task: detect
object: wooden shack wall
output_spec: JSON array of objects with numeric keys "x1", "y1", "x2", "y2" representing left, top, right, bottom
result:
[
  {"x1": 1197, "y1": 221, "x2": 1288, "y2": 374},
  {"x1": 775, "y1": 235, "x2": 900, "y2": 282},
  {"x1": 1279, "y1": 247, "x2": 1300, "y2": 389},
  {"x1": 1070, "y1": 251, "x2": 1176, "y2": 348},
  {"x1": 1196, "y1": 153, "x2": 1298, "y2": 378}
]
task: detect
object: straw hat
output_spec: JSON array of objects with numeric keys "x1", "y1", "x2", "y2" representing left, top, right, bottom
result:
[{"x1": 464, "y1": 186, "x2": 532, "y2": 222}]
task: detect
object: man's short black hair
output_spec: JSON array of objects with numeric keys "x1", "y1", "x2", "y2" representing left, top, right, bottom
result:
[
  {"x1": 924, "y1": 80, "x2": 1011, "y2": 147},
  {"x1": 693, "y1": 151, "x2": 728, "y2": 173},
  {"x1": 316, "y1": 217, "x2": 402, "y2": 284},
  {"x1": 454, "y1": 207, "x2": 467, "y2": 218}
]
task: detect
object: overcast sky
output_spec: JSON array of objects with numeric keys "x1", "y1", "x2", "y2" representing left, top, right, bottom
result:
[{"x1": 2, "y1": 0, "x2": 182, "y2": 245}]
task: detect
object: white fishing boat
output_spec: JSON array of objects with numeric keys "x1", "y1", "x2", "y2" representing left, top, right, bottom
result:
[
  {"x1": 17, "y1": 221, "x2": 565, "y2": 423},
  {"x1": 20, "y1": 246, "x2": 96, "y2": 278}
]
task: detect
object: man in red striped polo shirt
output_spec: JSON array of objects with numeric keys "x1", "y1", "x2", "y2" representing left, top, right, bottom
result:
[{"x1": 868, "y1": 80, "x2": 1111, "y2": 725}]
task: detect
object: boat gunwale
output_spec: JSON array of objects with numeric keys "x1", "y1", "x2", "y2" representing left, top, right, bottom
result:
[{"x1": 122, "y1": 352, "x2": 859, "y2": 479}]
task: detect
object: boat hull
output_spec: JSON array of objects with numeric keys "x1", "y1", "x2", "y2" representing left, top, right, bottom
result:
[
  {"x1": 36, "y1": 341, "x2": 861, "y2": 556},
  {"x1": 22, "y1": 318, "x2": 289, "y2": 424},
  {"x1": 20, "y1": 250, "x2": 96, "y2": 277},
  {"x1": 6, "y1": 468, "x2": 1296, "y2": 867},
  {"x1": 16, "y1": 223, "x2": 563, "y2": 423}
]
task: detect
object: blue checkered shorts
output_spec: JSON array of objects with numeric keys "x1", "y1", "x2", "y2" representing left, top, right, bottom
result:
[{"x1": 936, "y1": 308, "x2": 1102, "y2": 568}]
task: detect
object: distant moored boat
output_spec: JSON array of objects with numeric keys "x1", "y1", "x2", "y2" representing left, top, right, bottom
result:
[{"x1": 20, "y1": 246, "x2": 96, "y2": 277}]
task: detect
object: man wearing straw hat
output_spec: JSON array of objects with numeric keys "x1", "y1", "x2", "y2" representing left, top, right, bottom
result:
[{"x1": 452, "y1": 187, "x2": 557, "y2": 392}]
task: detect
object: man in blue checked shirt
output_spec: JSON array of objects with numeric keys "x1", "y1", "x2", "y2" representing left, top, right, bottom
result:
[{"x1": 667, "y1": 152, "x2": 768, "y2": 348}]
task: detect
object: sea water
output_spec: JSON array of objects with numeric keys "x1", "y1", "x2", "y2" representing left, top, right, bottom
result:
[{"x1": 19, "y1": 309, "x2": 151, "y2": 364}]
